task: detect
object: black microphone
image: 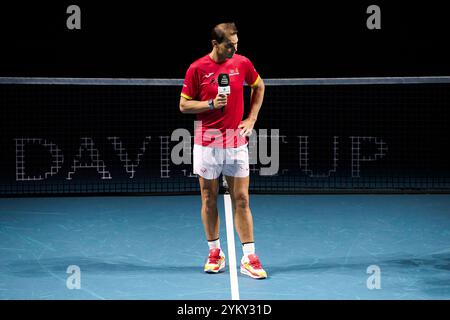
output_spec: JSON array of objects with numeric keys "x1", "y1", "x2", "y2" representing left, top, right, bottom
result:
[{"x1": 218, "y1": 73, "x2": 230, "y2": 112}]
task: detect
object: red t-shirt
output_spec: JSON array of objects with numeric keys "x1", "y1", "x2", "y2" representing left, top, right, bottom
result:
[{"x1": 181, "y1": 54, "x2": 260, "y2": 148}]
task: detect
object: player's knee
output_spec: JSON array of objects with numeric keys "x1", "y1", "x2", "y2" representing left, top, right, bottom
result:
[
  {"x1": 202, "y1": 190, "x2": 218, "y2": 209},
  {"x1": 234, "y1": 191, "x2": 249, "y2": 209}
]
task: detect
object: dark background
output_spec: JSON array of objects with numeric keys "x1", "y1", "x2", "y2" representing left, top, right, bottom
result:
[{"x1": 1, "y1": 1, "x2": 449, "y2": 78}]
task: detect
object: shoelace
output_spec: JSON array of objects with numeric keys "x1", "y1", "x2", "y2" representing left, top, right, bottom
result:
[
  {"x1": 208, "y1": 250, "x2": 221, "y2": 264},
  {"x1": 208, "y1": 256, "x2": 219, "y2": 264},
  {"x1": 248, "y1": 256, "x2": 262, "y2": 269}
]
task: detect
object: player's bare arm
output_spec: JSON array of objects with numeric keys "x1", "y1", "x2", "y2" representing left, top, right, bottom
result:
[{"x1": 179, "y1": 94, "x2": 228, "y2": 114}]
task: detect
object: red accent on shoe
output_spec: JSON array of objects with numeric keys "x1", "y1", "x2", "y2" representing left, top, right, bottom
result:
[
  {"x1": 208, "y1": 248, "x2": 221, "y2": 264},
  {"x1": 247, "y1": 254, "x2": 262, "y2": 269}
]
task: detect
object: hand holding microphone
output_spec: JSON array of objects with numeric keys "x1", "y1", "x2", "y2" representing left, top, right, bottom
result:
[
  {"x1": 217, "y1": 73, "x2": 230, "y2": 112},
  {"x1": 213, "y1": 93, "x2": 228, "y2": 109}
]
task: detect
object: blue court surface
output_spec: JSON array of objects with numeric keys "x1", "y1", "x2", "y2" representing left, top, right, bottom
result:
[{"x1": 1, "y1": 194, "x2": 450, "y2": 300}]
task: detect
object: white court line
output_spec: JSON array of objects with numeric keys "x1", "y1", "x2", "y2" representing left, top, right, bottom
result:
[{"x1": 224, "y1": 193, "x2": 240, "y2": 300}]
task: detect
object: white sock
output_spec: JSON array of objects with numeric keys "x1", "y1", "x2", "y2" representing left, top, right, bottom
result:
[
  {"x1": 208, "y1": 239, "x2": 221, "y2": 250},
  {"x1": 242, "y1": 242, "x2": 255, "y2": 257}
]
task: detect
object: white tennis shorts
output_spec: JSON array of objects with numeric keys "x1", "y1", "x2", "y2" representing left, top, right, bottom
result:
[{"x1": 193, "y1": 144, "x2": 250, "y2": 179}]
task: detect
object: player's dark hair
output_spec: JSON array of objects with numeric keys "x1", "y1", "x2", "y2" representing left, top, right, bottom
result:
[{"x1": 211, "y1": 22, "x2": 238, "y2": 44}]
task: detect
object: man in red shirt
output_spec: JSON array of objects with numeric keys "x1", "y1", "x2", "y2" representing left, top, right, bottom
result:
[{"x1": 179, "y1": 22, "x2": 267, "y2": 279}]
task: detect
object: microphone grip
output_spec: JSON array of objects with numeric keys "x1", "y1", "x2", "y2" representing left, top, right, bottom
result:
[{"x1": 218, "y1": 85, "x2": 230, "y2": 112}]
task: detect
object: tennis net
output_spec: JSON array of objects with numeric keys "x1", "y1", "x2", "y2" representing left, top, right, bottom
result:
[{"x1": 1, "y1": 76, "x2": 449, "y2": 195}]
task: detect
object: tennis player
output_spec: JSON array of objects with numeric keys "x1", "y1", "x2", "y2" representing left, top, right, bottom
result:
[{"x1": 179, "y1": 22, "x2": 267, "y2": 279}]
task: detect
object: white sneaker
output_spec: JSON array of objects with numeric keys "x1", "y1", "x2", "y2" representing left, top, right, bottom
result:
[
  {"x1": 240, "y1": 254, "x2": 267, "y2": 279},
  {"x1": 204, "y1": 248, "x2": 226, "y2": 273}
]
